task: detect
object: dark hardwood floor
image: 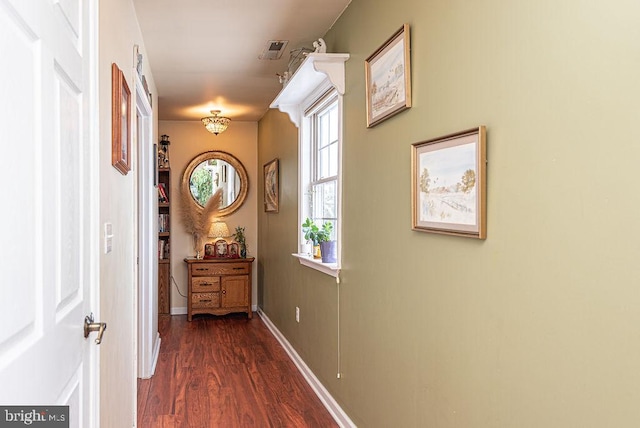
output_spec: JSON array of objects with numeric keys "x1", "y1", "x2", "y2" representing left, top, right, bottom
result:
[{"x1": 137, "y1": 314, "x2": 338, "y2": 427}]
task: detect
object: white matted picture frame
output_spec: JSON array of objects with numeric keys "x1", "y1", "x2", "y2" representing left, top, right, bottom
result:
[
  {"x1": 365, "y1": 23, "x2": 411, "y2": 127},
  {"x1": 411, "y1": 126, "x2": 487, "y2": 239}
]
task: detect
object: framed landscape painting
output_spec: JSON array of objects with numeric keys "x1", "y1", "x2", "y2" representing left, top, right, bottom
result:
[
  {"x1": 411, "y1": 126, "x2": 487, "y2": 239},
  {"x1": 365, "y1": 24, "x2": 411, "y2": 127}
]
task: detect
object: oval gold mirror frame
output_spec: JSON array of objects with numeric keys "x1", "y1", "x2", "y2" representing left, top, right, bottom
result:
[{"x1": 181, "y1": 151, "x2": 249, "y2": 217}]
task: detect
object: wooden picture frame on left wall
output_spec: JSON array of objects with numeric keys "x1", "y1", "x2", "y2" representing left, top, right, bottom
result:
[{"x1": 112, "y1": 63, "x2": 131, "y2": 175}]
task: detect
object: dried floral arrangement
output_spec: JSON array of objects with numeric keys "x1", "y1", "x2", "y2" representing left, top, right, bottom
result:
[{"x1": 179, "y1": 181, "x2": 223, "y2": 256}]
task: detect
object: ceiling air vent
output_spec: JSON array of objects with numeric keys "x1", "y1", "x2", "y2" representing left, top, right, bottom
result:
[{"x1": 259, "y1": 40, "x2": 289, "y2": 60}]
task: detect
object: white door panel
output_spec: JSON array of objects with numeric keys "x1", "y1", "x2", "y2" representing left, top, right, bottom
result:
[{"x1": 0, "y1": 0, "x2": 98, "y2": 426}]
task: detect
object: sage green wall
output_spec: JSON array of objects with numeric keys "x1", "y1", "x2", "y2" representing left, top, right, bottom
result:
[
  {"x1": 258, "y1": 0, "x2": 640, "y2": 426},
  {"x1": 258, "y1": 110, "x2": 341, "y2": 383}
]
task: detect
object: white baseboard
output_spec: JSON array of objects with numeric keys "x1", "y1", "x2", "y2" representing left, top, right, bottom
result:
[
  {"x1": 150, "y1": 334, "x2": 161, "y2": 376},
  {"x1": 257, "y1": 309, "x2": 356, "y2": 428},
  {"x1": 170, "y1": 307, "x2": 187, "y2": 315}
]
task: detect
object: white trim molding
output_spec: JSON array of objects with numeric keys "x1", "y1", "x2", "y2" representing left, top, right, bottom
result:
[
  {"x1": 292, "y1": 253, "x2": 340, "y2": 278},
  {"x1": 270, "y1": 53, "x2": 349, "y2": 127},
  {"x1": 170, "y1": 307, "x2": 188, "y2": 315},
  {"x1": 150, "y1": 335, "x2": 161, "y2": 378},
  {"x1": 257, "y1": 309, "x2": 356, "y2": 428}
]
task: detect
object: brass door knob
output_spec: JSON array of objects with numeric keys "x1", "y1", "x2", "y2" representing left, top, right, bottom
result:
[{"x1": 84, "y1": 314, "x2": 107, "y2": 344}]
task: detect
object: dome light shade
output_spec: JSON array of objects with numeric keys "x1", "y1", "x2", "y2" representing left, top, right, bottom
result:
[{"x1": 201, "y1": 110, "x2": 230, "y2": 135}]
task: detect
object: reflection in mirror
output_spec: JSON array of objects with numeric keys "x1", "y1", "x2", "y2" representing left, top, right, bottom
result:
[
  {"x1": 190, "y1": 159, "x2": 240, "y2": 209},
  {"x1": 182, "y1": 151, "x2": 249, "y2": 217}
]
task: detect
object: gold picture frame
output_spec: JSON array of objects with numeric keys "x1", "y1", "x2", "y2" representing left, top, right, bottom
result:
[
  {"x1": 411, "y1": 126, "x2": 487, "y2": 239},
  {"x1": 264, "y1": 158, "x2": 279, "y2": 213},
  {"x1": 112, "y1": 63, "x2": 131, "y2": 175},
  {"x1": 365, "y1": 24, "x2": 411, "y2": 127}
]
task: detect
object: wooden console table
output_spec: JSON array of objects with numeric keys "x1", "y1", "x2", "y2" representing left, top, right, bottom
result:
[{"x1": 184, "y1": 257, "x2": 254, "y2": 321}]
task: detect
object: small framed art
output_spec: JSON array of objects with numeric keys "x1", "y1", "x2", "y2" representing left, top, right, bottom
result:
[
  {"x1": 411, "y1": 126, "x2": 487, "y2": 239},
  {"x1": 111, "y1": 63, "x2": 131, "y2": 175},
  {"x1": 264, "y1": 158, "x2": 279, "y2": 212},
  {"x1": 204, "y1": 243, "x2": 215, "y2": 258},
  {"x1": 228, "y1": 242, "x2": 239, "y2": 258},
  {"x1": 365, "y1": 24, "x2": 411, "y2": 127}
]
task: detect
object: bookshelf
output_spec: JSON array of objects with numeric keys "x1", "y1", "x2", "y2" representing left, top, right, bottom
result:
[{"x1": 158, "y1": 167, "x2": 171, "y2": 314}]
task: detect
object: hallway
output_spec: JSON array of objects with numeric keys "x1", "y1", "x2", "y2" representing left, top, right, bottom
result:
[{"x1": 137, "y1": 314, "x2": 338, "y2": 427}]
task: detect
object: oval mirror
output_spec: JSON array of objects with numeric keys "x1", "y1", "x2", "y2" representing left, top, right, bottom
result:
[{"x1": 182, "y1": 151, "x2": 249, "y2": 217}]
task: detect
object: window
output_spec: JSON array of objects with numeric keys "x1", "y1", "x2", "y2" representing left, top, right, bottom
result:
[
  {"x1": 307, "y1": 92, "x2": 339, "y2": 241},
  {"x1": 269, "y1": 52, "x2": 348, "y2": 277},
  {"x1": 298, "y1": 88, "x2": 342, "y2": 274}
]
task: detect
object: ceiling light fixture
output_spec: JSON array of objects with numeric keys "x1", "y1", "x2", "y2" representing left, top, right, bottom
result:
[{"x1": 201, "y1": 110, "x2": 230, "y2": 135}]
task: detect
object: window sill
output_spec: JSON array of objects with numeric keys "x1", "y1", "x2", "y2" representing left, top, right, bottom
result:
[{"x1": 292, "y1": 253, "x2": 340, "y2": 278}]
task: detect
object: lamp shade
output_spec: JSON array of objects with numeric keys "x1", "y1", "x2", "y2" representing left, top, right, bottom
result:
[{"x1": 208, "y1": 221, "x2": 230, "y2": 239}]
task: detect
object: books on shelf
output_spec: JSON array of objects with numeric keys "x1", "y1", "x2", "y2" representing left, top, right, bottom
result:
[
  {"x1": 158, "y1": 214, "x2": 170, "y2": 233},
  {"x1": 158, "y1": 239, "x2": 170, "y2": 260},
  {"x1": 158, "y1": 183, "x2": 169, "y2": 203}
]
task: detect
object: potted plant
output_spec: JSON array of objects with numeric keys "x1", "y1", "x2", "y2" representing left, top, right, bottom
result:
[
  {"x1": 232, "y1": 226, "x2": 247, "y2": 258},
  {"x1": 301, "y1": 218, "x2": 336, "y2": 262},
  {"x1": 301, "y1": 218, "x2": 320, "y2": 258}
]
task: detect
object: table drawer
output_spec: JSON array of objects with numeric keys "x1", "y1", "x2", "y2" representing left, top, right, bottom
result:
[
  {"x1": 192, "y1": 292, "x2": 220, "y2": 309},
  {"x1": 192, "y1": 277, "x2": 220, "y2": 292},
  {"x1": 190, "y1": 263, "x2": 250, "y2": 276}
]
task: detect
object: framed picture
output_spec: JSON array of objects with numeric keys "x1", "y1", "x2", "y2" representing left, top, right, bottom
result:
[
  {"x1": 411, "y1": 126, "x2": 487, "y2": 239},
  {"x1": 153, "y1": 143, "x2": 158, "y2": 187},
  {"x1": 264, "y1": 158, "x2": 279, "y2": 212},
  {"x1": 204, "y1": 243, "x2": 215, "y2": 259},
  {"x1": 214, "y1": 239, "x2": 228, "y2": 257},
  {"x1": 111, "y1": 63, "x2": 131, "y2": 175},
  {"x1": 365, "y1": 24, "x2": 411, "y2": 127},
  {"x1": 228, "y1": 242, "x2": 239, "y2": 258}
]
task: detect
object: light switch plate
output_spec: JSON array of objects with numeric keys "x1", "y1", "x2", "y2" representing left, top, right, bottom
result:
[{"x1": 104, "y1": 223, "x2": 113, "y2": 254}]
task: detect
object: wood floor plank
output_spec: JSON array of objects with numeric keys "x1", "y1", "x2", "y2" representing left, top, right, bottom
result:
[
  {"x1": 137, "y1": 377, "x2": 151, "y2": 420},
  {"x1": 138, "y1": 314, "x2": 337, "y2": 428},
  {"x1": 140, "y1": 414, "x2": 184, "y2": 427},
  {"x1": 144, "y1": 352, "x2": 180, "y2": 416}
]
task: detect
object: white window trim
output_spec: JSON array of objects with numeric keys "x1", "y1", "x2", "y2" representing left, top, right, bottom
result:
[
  {"x1": 298, "y1": 85, "x2": 342, "y2": 277},
  {"x1": 291, "y1": 253, "x2": 340, "y2": 277},
  {"x1": 270, "y1": 53, "x2": 349, "y2": 278}
]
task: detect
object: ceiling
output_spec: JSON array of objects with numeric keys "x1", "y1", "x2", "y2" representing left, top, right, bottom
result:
[{"x1": 133, "y1": 0, "x2": 352, "y2": 122}]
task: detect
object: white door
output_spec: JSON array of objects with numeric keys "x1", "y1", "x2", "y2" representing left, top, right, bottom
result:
[{"x1": 0, "y1": 0, "x2": 99, "y2": 427}]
